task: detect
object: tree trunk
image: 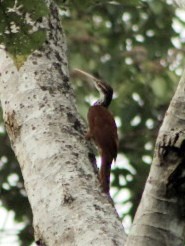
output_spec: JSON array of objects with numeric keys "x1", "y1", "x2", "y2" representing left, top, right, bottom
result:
[
  {"x1": 126, "y1": 70, "x2": 185, "y2": 245},
  {"x1": 174, "y1": 0, "x2": 185, "y2": 8},
  {"x1": 0, "y1": 2, "x2": 126, "y2": 245}
]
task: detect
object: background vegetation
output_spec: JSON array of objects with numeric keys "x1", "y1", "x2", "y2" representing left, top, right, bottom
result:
[{"x1": 0, "y1": 0, "x2": 185, "y2": 244}]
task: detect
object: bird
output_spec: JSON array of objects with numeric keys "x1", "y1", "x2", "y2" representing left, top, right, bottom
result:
[{"x1": 74, "y1": 69, "x2": 118, "y2": 194}]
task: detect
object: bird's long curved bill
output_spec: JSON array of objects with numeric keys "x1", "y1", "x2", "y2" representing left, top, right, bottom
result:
[{"x1": 73, "y1": 68, "x2": 98, "y2": 85}]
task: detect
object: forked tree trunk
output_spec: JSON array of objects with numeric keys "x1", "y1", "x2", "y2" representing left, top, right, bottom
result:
[
  {"x1": 1, "y1": 0, "x2": 185, "y2": 245},
  {"x1": 126, "y1": 70, "x2": 185, "y2": 245},
  {"x1": 0, "y1": 1, "x2": 126, "y2": 245}
]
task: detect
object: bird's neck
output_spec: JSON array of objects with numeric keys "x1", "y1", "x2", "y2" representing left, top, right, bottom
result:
[{"x1": 94, "y1": 91, "x2": 112, "y2": 108}]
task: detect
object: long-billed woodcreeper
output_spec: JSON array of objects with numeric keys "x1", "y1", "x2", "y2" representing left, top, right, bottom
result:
[{"x1": 74, "y1": 69, "x2": 118, "y2": 194}]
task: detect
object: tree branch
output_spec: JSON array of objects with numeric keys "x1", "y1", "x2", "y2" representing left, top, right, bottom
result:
[
  {"x1": 126, "y1": 70, "x2": 185, "y2": 245},
  {"x1": 0, "y1": 1, "x2": 126, "y2": 245}
]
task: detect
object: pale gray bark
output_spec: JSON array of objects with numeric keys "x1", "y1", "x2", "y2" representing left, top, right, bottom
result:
[
  {"x1": 173, "y1": 0, "x2": 185, "y2": 8},
  {"x1": 126, "y1": 70, "x2": 185, "y2": 245},
  {"x1": 0, "y1": 2, "x2": 126, "y2": 246}
]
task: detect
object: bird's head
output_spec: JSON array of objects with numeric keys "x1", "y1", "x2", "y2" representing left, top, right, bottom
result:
[{"x1": 73, "y1": 68, "x2": 113, "y2": 107}]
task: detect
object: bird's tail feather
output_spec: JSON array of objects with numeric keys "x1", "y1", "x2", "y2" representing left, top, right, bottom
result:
[{"x1": 99, "y1": 152, "x2": 113, "y2": 193}]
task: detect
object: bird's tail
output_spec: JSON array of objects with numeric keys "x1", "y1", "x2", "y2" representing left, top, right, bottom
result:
[{"x1": 99, "y1": 152, "x2": 113, "y2": 194}]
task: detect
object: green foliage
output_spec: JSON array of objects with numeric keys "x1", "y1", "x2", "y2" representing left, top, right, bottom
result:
[
  {"x1": 0, "y1": 132, "x2": 33, "y2": 245},
  {"x1": 67, "y1": 0, "x2": 183, "y2": 222},
  {"x1": 0, "y1": 0, "x2": 48, "y2": 60},
  {"x1": 1, "y1": 0, "x2": 185, "y2": 245}
]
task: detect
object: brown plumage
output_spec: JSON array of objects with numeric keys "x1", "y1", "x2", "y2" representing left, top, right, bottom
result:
[
  {"x1": 86, "y1": 106, "x2": 118, "y2": 193},
  {"x1": 74, "y1": 69, "x2": 118, "y2": 193}
]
